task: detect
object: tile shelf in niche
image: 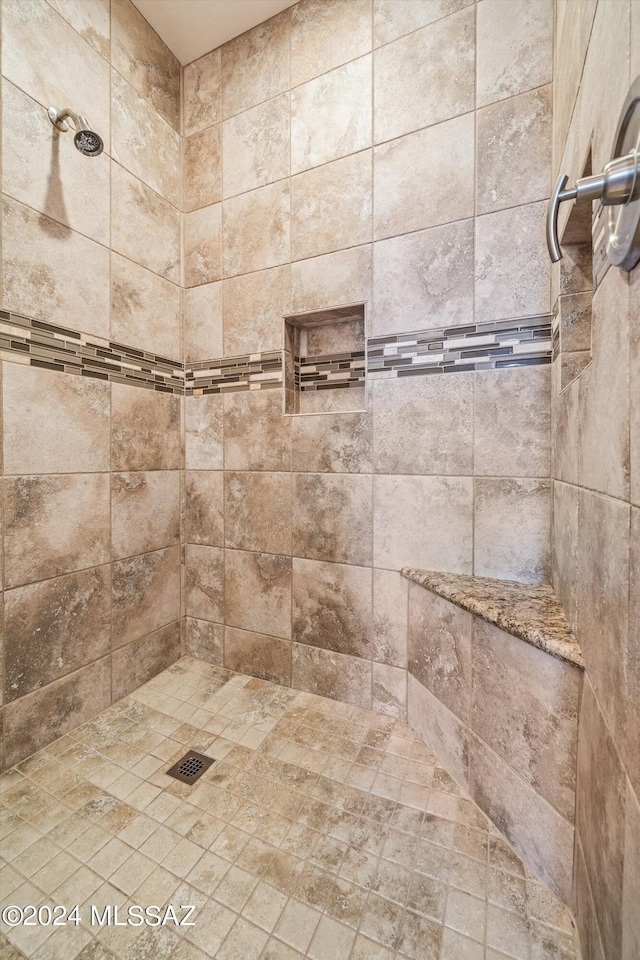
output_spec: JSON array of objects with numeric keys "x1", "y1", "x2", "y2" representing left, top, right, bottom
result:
[{"x1": 283, "y1": 302, "x2": 367, "y2": 415}]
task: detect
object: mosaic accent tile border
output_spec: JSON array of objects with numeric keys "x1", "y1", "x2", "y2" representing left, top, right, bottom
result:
[
  {"x1": 186, "y1": 353, "x2": 282, "y2": 395},
  {"x1": 295, "y1": 350, "x2": 366, "y2": 392},
  {"x1": 367, "y1": 315, "x2": 553, "y2": 378}
]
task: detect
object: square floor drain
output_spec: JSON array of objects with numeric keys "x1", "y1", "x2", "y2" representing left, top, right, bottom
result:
[{"x1": 166, "y1": 751, "x2": 216, "y2": 785}]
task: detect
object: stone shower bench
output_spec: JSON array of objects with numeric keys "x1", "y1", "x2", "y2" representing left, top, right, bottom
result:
[{"x1": 401, "y1": 567, "x2": 584, "y2": 908}]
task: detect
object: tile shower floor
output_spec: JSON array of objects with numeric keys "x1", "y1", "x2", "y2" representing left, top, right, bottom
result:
[{"x1": 0, "y1": 658, "x2": 576, "y2": 960}]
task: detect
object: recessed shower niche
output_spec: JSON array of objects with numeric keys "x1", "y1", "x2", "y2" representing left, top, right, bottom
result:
[{"x1": 283, "y1": 303, "x2": 366, "y2": 414}]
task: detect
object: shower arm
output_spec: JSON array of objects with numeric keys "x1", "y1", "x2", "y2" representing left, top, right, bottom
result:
[{"x1": 47, "y1": 106, "x2": 90, "y2": 134}]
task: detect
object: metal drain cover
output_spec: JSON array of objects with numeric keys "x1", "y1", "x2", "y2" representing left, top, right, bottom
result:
[{"x1": 166, "y1": 751, "x2": 215, "y2": 785}]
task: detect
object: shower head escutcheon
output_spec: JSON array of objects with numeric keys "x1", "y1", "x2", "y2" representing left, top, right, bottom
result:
[{"x1": 48, "y1": 106, "x2": 103, "y2": 157}]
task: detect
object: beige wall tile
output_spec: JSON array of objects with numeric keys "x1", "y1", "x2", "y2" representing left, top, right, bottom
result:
[
  {"x1": 185, "y1": 544, "x2": 225, "y2": 623},
  {"x1": 111, "y1": 621, "x2": 180, "y2": 701},
  {"x1": 185, "y1": 395, "x2": 224, "y2": 470},
  {"x1": 476, "y1": 0, "x2": 553, "y2": 107},
  {"x1": 373, "y1": 0, "x2": 472, "y2": 47},
  {"x1": 224, "y1": 627, "x2": 292, "y2": 685},
  {"x1": 374, "y1": 114, "x2": 474, "y2": 239},
  {"x1": 111, "y1": 471, "x2": 180, "y2": 560},
  {"x1": 224, "y1": 391, "x2": 291, "y2": 472},
  {"x1": 185, "y1": 471, "x2": 224, "y2": 547},
  {"x1": 112, "y1": 546, "x2": 180, "y2": 648},
  {"x1": 222, "y1": 93, "x2": 290, "y2": 199},
  {"x1": 183, "y1": 124, "x2": 222, "y2": 212},
  {"x1": 553, "y1": 0, "x2": 597, "y2": 163},
  {"x1": 184, "y1": 282, "x2": 223, "y2": 362},
  {"x1": 474, "y1": 367, "x2": 551, "y2": 478},
  {"x1": 225, "y1": 471, "x2": 292, "y2": 555},
  {"x1": 291, "y1": 245, "x2": 372, "y2": 314},
  {"x1": 476, "y1": 86, "x2": 552, "y2": 215},
  {"x1": 292, "y1": 558, "x2": 372, "y2": 659},
  {"x1": 291, "y1": 151, "x2": 372, "y2": 262},
  {"x1": 223, "y1": 265, "x2": 290, "y2": 356},
  {"x1": 408, "y1": 674, "x2": 469, "y2": 790},
  {"x1": 622, "y1": 780, "x2": 640, "y2": 960},
  {"x1": 292, "y1": 410, "x2": 372, "y2": 474},
  {"x1": 183, "y1": 203, "x2": 222, "y2": 287},
  {"x1": 4, "y1": 565, "x2": 110, "y2": 701},
  {"x1": 574, "y1": 836, "x2": 606, "y2": 960},
  {"x1": 2, "y1": 196, "x2": 110, "y2": 339},
  {"x1": 552, "y1": 365, "x2": 580, "y2": 486},
  {"x1": 111, "y1": 162, "x2": 180, "y2": 283},
  {"x1": 372, "y1": 219, "x2": 474, "y2": 335},
  {"x1": 625, "y1": 508, "x2": 640, "y2": 796},
  {"x1": 473, "y1": 478, "x2": 551, "y2": 583},
  {"x1": 372, "y1": 569, "x2": 408, "y2": 668},
  {"x1": 111, "y1": 385, "x2": 181, "y2": 471},
  {"x1": 373, "y1": 475, "x2": 473, "y2": 572},
  {"x1": 186, "y1": 617, "x2": 224, "y2": 665},
  {"x1": 111, "y1": 0, "x2": 180, "y2": 131},
  {"x1": 293, "y1": 473, "x2": 373, "y2": 565},
  {"x1": 4, "y1": 474, "x2": 110, "y2": 587},
  {"x1": 291, "y1": 56, "x2": 371, "y2": 174},
  {"x1": 2, "y1": 79, "x2": 110, "y2": 247},
  {"x1": 221, "y1": 10, "x2": 290, "y2": 119},
  {"x1": 111, "y1": 253, "x2": 181, "y2": 358},
  {"x1": 373, "y1": 7, "x2": 475, "y2": 143},
  {"x1": 111, "y1": 70, "x2": 180, "y2": 206},
  {"x1": 225, "y1": 549, "x2": 292, "y2": 639},
  {"x1": 475, "y1": 201, "x2": 550, "y2": 323},
  {"x1": 3, "y1": 658, "x2": 111, "y2": 767},
  {"x1": 183, "y1": 48, "x2": 221, "y2": 137},
  {"x1": 552, "y1": 481, "x2": 579, "y2": 635},
  {"x1": 47, "y1": 0, "x2": 110, "y2": 58},
  {"x1": 373, "y1": 375, "x2": 473, "y2": 475},
  {"x1": 3, "y1": 362, "x2": 110, "y2": 475},
  {"x1": 292, "y1": 643, "x2": 372, "y2": 709},
  {"x1": 222, "y1": 180, "x2": 290, "y2": 278},
  {"x1": 372, "y1": 662, "x2": 406, "y2": 719},
  {"x1": 291, "y1": 0, "x2": 372, "y2": 86}
]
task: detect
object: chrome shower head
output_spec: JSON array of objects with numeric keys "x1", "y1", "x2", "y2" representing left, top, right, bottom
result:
[{"x1": 48, "y1": 106, "x2": 103, "y2": 157}]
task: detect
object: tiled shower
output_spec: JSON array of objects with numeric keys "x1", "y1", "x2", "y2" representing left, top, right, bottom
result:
[{"x1": 0, "y1": 1, "x2": 638, "y2": 959}]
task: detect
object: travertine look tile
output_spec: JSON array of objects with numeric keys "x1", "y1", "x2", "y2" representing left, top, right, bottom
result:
[
  {"x1": 184, "y1": 282, "x2": 223, "y2": 362},
  {"x1": 222, "y1": 94, "x2": 290, "y2": 199},
  {"x1": 224, "y1": 391, "x2": 291, "y2": 472},
  {"x1": 625, "y1": 508, "x2": 640, "y2": 796},
  {"x1": 474, "y1": 367, "x2": 551, "y2": 478},
  {"x1": 291, "y1": 57, "x2": 371, "y2": 174},
  {"x1": 225, "y1": 472, "x2": 292, "y2": 555},
  {"x1": 373, "y1": 569, "x2": 408, "y2": 668},
  {"x1": 477, "y1": 0, "x2": 553, "y2": 107},
  {"x1": 47, "y1": 0, "x2": 110, "y2": 58},
  {"x1": 111, "y1": 70, "x2": 180, "y2": 206},
  {"x1": 292, "y1": 410, "x2": 372, "y2": 474},
  {"x1": 2, "y1": 196, "x2": 110, "y2": 339},
  {"x1": 292, "y1": 558, "x2": 372, "y2": 659},
  {"x1": 373, "y1": 0, "x2": 472, "y2": 46},
  {"x1": 111, "y1": 162, "x2": 180, "y2": 283},
  {"x1": 185, "y1": 471, "x2": 224, "y2": 547},
  {"x1": 631, "y1": 198, "x2": 640, "y2": 506},
  {"x1": 186, "y1": 544, "x2": 225, "y2": 623},
  {"x1": 4, "y1": 562, "x2": 107, "y2": 702},
  {"x1": 372, "y1": 219, "x2": 474, "y2": 335},
  {"x1": 183, "y1": 124, "x2": 222, "y2": 212},
  {"x1": 224, "y1": 627, "x2": 292, "y2": 686},
  {"x1": 292, "y1": 474, "x2": 373, "y2": 565},
  {"x1": 408, "y1": 587, "x2": 472, "y2": 722},
  {"x1": 477, "y1": 85, "x2": 552, "y2": 214},
  {"x1": 112, "y1": 546, "x2": 180, "y2": 648},
  {"x1": 475, "y1": 201, "x2": 550, "y2": 323},
  {"x1": 4, "y1": 474, "x2": 110, "y2": 588},
  {"x1": 3, "y1": 363, "x2": 110, "y2": 475},
  {"x1": 374, "y1": 113, "x2": 474, "y2": 239},
  {"x1": 290, "y1": 245, "x2": 372, "y2": 313},
  {"x1": 184, "y1": 396, "x2": 224, "y2": 471},
  {"x1": 183, "y1": 203, "x2": 222, "y2": 287},
  {"x1": 112, "y1": 622, "x2": 180, "y2": 701},
  {"x1": 186, "y1": 617, "x2": 224, "y2": 665},
  {"x1": 225, "y1": 550, "x2": 292, "y2": 640},
  {"x1": 2, "y1": 78, "x2": 109, "y2": 246},
  {"x1": 110, "y1": 253, "x2": 181, "y2": 358},
  {"x1": 111, "y1": 385, "x2": 181, "y2": 471},
  {"x1": 111, "y1": 471, "x2": 180, "y2": 559},
  {"x1": 3, "y1": 659, "x2": 111, "y2": 767},
  {"x1": 552, "y1": 363, "x2": 580, "y2": 486},
  {"x1": 223, "y1": 265, "x2": 289, "y2": 356},
  {"x1": 473, "y1": 478, "x2": 551, "y2": 583},
  {"x1": 372, "y1": 664, "x2": 406, "y2": 719},
  {"x1": 292, "y1": 644, "x2": 372, "y2": 709},
  {"x1": 408, "y1": 674, "x2": 470, "y2": 789},
  {"x1": 622, "y1": 780, "x2": 640, "y2": 960},
  {"x1": 183, "y1": 47, "x2": 221, "y2": 137},
  {"x1": 291, "y1": 0, "x2": 371, "y2": 86},
  {"x1": 111, "y1": 0, "x2": 180, "y2": 130},
  {"x1": 373, "y1": 6, "x2": 475, "y2": 143},
  {"x1": 223, "y1": 180, "x2": 290, "y2": 277},
  {"x1": 552, "y1": 481, "x2": 579, "y2": 635},
  {"x1": 373, "y1": 375, "x2": 473, "y2": 475},
  {"x1": 374, "y1": 475, "x2": 473, "y2": 572},
  {"x1": 221, "y1": 10, "x2": 290, "y2": 119}
]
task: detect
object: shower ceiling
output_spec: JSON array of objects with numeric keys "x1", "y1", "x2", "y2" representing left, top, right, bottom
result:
[{"x1": 131, "y1": 0, "x2": 298, "y2": 64}]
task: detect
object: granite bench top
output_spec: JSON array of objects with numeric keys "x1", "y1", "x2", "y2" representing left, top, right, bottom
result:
[{"x1": 401, "y1": 568, "x2": 584, "y2": 669}]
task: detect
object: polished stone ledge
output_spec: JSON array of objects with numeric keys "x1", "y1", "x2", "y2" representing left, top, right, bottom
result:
[{"x1": 401, "y1": 568, "x2": 584, "y2": 669}]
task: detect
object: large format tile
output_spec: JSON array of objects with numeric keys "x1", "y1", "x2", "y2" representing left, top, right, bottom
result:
[
  {"x1": 373, "y1": 0, "x2": 473, "y2": 46},
  {"x1": 291, "y1": 0, "x2": 372, "y2": 86},
  {"x1": 292, "y1": 558, "x2": 372, "y2": 659},
  {"x1": 292, "y1": 474, "x2": 373, "y2": 565},
  {"x1": 292, "y1": 410, "x2": 372, "y2": 474},
  {"x1": 625, "y1": 507, "x2": 640, "y2": 796},
  {"x1": 291, "y1": 245, "x2": 372, "y2": 314},
  {"x1": 473, "y1": 478, "x2": 551, "y2": 583},
  {"x1": 183, "y1": 203, "x2": 222, "y2": 287},
  {"x1": 184, "y1": 282, "x2": 223, "y2": 362},
  {"x1": 225, "y1": 472, "x2": 292, "y2": 555},
  {"x1": 225, "y1": 549, "x2": 292, "y2": 640},
  {"x1": 223, "y1": 180, "x2": 290, "y2": 278},
  {"x1": 111, "y1": 471, "x2": 180, "y2": 560},
  {"x1": 183, "y1": 48, "x2": 221, "y2": 137},
  {"x1": 185, "y1": 617, "x2": 224, "y2": 665},
  {"x1": 4, "y1": 474, "x2": 110, "y2": 587},
  {"x1": 476, "y1": 0, "x2": 553, "y2": 106},
  {"x1": 552, "y1": 481, "x2": 579, "y2": 635},
  {"x1": 224, "y1": 627, "x2": 292, "y2": 686},
  {"x1": 111, "y1": 385, "x2": 181, "y2": 471},
  {"x1": 222, "y1": 93, "x2": 290, "y2": 199},
  {"x1": 47, "y1": 0, "x2": 110, "y2": 58},
  {"x1": 111, "y1": 621, "x2": 180, "y2": 701},
  {"x1": 183, "y1": 123, "x2": 222, "y2": 212},
  {"x1": 110, "y1": 253, "x2": 181, "y2": 359},
  {"x1": 622, "y1": 781, "x2": 640, "y2": 960},
  {"x1": 223, "y1": 265, "x2": 289, "y2": 356},
  {"x1": 224, "y1": 391, "x2": 291, "y2": 472},
  {"x1": 185, "y1": 544, "x2": 225, "y2": 624},
  {"x1": 631, "y1": 263, "x2": 640, "y2": 506},
  {"x1": 408, "y1": 673, "x2": 470, "y2": 789},
  {"x1": 221, "y1": 10, "x2": 290, "y2": 119},
  {"x1": 112, "y1": 546, "x2": 181, "y2": 648},
  {"x1": 372, "y1": 569, "x2": 408, "y2": 668},
  {"x1": 185, "y1": 395, "x2": 224, "y2": 470},
  {"x1": 3, "y1": 362, "x2": 110, "y2": 475},
  {"x1": 292, "y1": 644, "x2": 372, "y2": 709},
  {"x1": 185, "y1": 471, "x2": 224, "y2": 548},
  {"x1": 111, "y1": 162, "x2": 180, "y2": 283}
]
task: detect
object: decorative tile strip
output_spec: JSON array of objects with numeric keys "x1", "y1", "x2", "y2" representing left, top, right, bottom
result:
[
  {"x1": 552, "y1": 316, "x2": 560, "y2": 362},
  {"x1": 185, "y1": 352, "x2": 283, "y2": 395},
  {"x1": 367, "y1": 315, "x2": 553, "y2": 378},
  {"x1": 294, "y1": 350, "x2": 366, "y2": 392}
]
